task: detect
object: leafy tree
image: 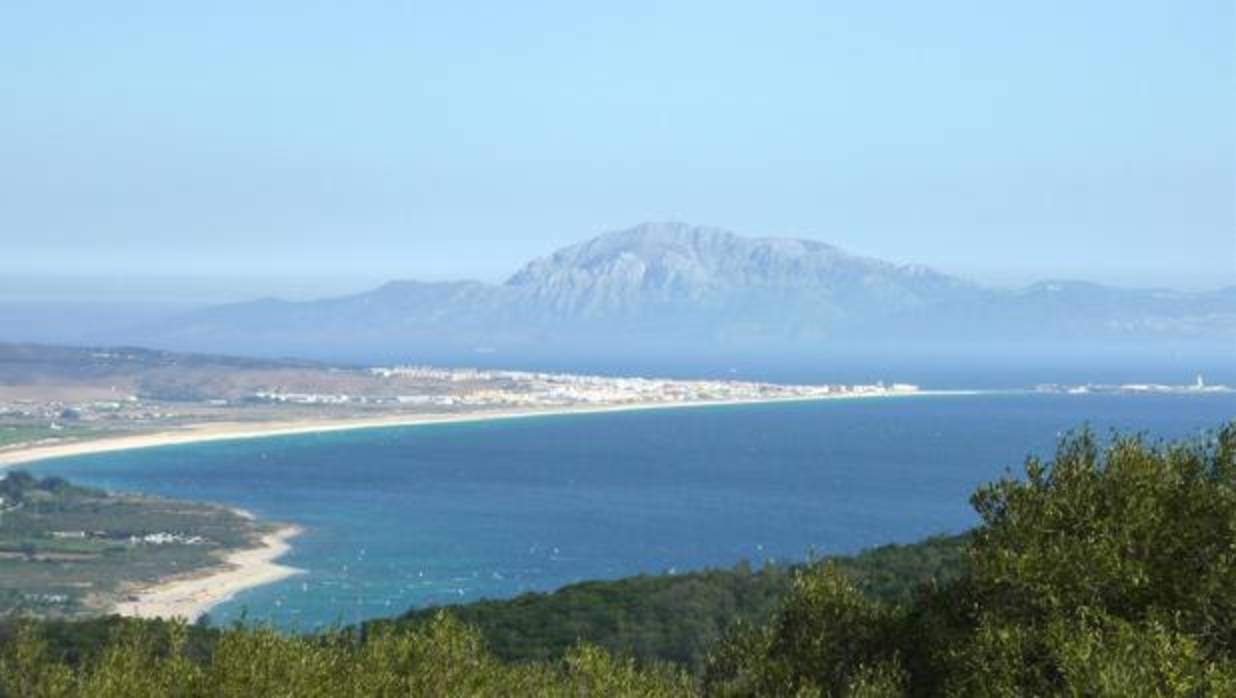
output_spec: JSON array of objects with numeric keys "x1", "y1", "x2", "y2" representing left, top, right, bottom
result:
[
  {"x1": 704, "y1": 563, "x2": 907, "y2": 697},
  {"x1": 947, "y1": 424, "x2": 1236, "y2": 695},
  {"x1": 709, "y1": 423, "x2": 1236, "y2": 697}
]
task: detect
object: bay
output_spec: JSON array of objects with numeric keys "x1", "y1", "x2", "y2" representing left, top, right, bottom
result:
[{"x1": 32, "y1": 392, "x2": 1236, "y2": 629}]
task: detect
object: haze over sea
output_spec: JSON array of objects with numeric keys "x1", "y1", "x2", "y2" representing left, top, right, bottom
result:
[{"x1": 30, "y1": 373, "x2": 1234, "y2": 630}]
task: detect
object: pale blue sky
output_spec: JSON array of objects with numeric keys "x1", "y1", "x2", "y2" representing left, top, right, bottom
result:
[{"x1": 2, "y1": 1, "x2": 1233, "y2": 301}]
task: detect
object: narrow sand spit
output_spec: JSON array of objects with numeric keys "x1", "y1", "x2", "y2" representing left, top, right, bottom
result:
[
  {"x1": 0, "y1": 391, "x2": 968, "y2": 470},
  {"x1": 111, "y1": 526, "x2": 304, "y2": 621}
]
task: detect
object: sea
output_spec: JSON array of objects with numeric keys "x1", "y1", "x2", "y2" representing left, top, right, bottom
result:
[{"x1": 30, "y1": 383, "x2": 1235, "y2": 631}]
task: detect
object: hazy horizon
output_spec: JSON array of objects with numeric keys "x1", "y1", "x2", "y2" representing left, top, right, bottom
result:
[{"x1": 6, "y1": 218, "x2": 1235, "y2": 305}]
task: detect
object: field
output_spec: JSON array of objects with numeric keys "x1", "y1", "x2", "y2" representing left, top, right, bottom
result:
[{"x1": 0, "y1": 426, "x2": 108, "y2": 449}]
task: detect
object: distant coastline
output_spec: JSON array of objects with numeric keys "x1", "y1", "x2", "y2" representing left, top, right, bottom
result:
[{"x1": 0, "y1": 390, "x2": 973, "y2": 471}]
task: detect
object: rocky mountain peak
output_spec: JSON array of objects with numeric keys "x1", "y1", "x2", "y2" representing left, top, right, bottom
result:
[{"x1": 505, "y1": 222, "x2": 853, "y2": 289}]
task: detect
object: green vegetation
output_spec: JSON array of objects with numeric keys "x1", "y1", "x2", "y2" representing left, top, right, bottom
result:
[
  {"x1": 0, "y1": 471, "x2": 266, "y2": 617},
  {"x1": 386, "y1": 535, "x2": 966, "y2": 673},
  {"x1": 0, "y1": 614, "x2": 694, "y2": 697},
  {"x1": 0, "y1": 426, "x2": 103, "y2": 450},
  {"x1": 703, "y1": 423, "x2": 1236, "y2": 696},
  {"x1": 0, "y1": 423, "x2": 1232, "y2": 696}
]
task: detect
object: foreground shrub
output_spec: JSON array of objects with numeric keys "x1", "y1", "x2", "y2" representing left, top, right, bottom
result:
[
  {"x1": 708, "y1": 423, "x2": 1236, "y2": 697},
  {"x1": 704, "y1": 563, "x2": 908, "y2": 697},
  {"x1": 0, "y1": 613, "x2": 693, "y2": 697},
  {"x1": 947, "y1": 424, "x2": 1236, "y2": 696}
]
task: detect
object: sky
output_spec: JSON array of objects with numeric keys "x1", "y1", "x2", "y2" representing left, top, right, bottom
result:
[{"x1": 2, "y1": 1, "x2": 1233, "y2": 302}]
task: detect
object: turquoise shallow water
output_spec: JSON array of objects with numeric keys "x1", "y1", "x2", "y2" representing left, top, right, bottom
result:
[{"x1": 31, "y1": 392, "x2": 1236, "y2": 630}]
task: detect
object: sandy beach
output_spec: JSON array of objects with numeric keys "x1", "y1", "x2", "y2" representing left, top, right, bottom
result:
[
  {"x1": 110, "y1": 525, "x2": 304, "y2": 621},
  {"x1": 0, "y1": 391, "x2": 963, "y2": 471}
]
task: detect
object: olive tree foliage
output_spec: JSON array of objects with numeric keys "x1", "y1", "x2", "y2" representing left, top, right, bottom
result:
[
  {"x1": 0, "y1": 613, "x2": 694, "y2": 698},
  {"x1": 968, "y1": 426, "x2": 1236, "y2": 640},
  {"x1": 703, "y1": 563, "x2": 909, "y2": 698},
  {"x1": 949, "y1": 424, "x2": 1236, "y2": 696},
  {"x1": 708, "y1": 423, "x2": 1236, "y2": 697}
]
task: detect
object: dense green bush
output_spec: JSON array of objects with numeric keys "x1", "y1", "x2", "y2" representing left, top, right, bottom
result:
[
  {"x1": 946, "y1": 423, "x2": 1236, "y2": 696},
  {"x1": 0, "y1": 614, "x2": 693, "y2": 697},
  {"x1": 702, "y1": 563, "x2": 908, "y2": 697},
  {"x1": 390, "y1": 536, "x2": 964, "y2": 672},
  {"x1": 705, "y1": 422, "x2": 1236, "y2": 697}
]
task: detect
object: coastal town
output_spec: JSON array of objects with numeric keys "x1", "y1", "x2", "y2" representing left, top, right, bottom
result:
[
  {"x1": 0, "y1": 367, "x2": 919, "y2": 435},
  {"x1": 0, "y1": 342, "x2": 922, "y2": 456},
  {"x1": 1034, "y1": 375, "x2": 1233, "y2": 395},
  {"x1": 280, "y1": 366, "x2": 919, "y2": 408}
]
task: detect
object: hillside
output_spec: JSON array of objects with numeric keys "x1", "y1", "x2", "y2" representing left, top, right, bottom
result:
[{"x1": 384, "y1": 534, "x2": 966, "y2": 673}]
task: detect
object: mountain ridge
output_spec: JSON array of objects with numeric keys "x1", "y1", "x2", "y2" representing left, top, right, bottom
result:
[{"x1": 110, "y1": 222, "x2": 1236, "y2": 363}]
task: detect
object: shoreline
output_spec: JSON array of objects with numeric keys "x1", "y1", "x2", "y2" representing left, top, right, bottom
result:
[
  {"x1": 110, "y1": 525, "x2": 304, "y2": 621},
  {"x1": 6, "y1": 390, "x2": 976, "y2": 619},
  {"x1": 0, "y1": 390, "x2": 976, "y2": 470}
]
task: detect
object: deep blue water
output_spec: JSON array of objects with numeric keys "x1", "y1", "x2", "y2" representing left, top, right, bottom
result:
[{"x1": 31, "y1": 392, "x2": 1236, "y2": 630}]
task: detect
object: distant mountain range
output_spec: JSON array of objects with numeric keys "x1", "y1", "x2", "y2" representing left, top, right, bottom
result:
[{"x1": 114, "y1": 222, "x2": 1236, "y2": 363}]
